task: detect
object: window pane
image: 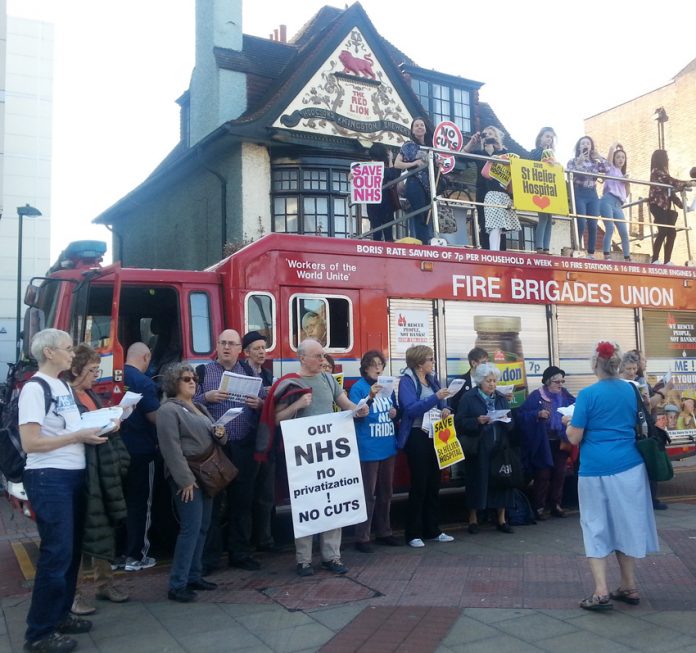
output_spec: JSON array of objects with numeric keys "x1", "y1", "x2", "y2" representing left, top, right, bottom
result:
[
  {"x1": 332, "y1": 170, "x2": 350, "y2": 193},
  {"x1": 291, "y1": 296, "x2": 329, "y2": 349},
  {"x1": 272, "y1": 168, "x2": 298, "y2": 191},
  {"x1": 304, "y1": 197, "x2": 329, "y2": 235},
  {"x1": 273, "y1": 197, "x2": 298, "y2": 233},
  {"x1": 246, "y1": 293, "x2": 275, "y2": 350},
  {"x1": 302, "y1": 169, "x2": 328, "y2": 191},
  {"x1": 333, "y1": 197, "x2": 350, "y2": 237},
  {"x1": 189, "y1": 292, "x2": 212, "y2": 354}
]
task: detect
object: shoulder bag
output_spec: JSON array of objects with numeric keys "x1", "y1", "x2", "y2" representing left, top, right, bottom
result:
[{"x1": 632, "y1": 385, "x2": 673, "y2": 482}]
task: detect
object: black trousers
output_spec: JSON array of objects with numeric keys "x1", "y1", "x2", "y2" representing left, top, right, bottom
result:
[
  {"x1": 404, "y1": 428, "x2": 442, "y2": 541},
  {"x1": 123, "y1": 453, "x2": 156, "y2": 560}
]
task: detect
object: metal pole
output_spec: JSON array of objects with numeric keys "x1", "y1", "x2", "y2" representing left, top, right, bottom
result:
[{"x1": 15, "y1": 213, "x2": 23, "y2": 361}]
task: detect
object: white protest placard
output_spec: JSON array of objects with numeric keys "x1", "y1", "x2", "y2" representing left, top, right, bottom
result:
[
  {"x1": 350, "y1": 161, "x2": 384, "y2": 204},
  {"x1": 281, "y1": 410, "x2": 366, "y2": 538},
  {"x1": 433, "y1": 120, "x2": 463, "y2": 176},
  {"x1": 394, "y1": 310, "x2": 431, "y2": 354}
]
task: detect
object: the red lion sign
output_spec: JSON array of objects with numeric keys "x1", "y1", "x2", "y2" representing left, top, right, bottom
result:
[{"x1": 339, "y1": 50, "x2": 376, "y2": 79}]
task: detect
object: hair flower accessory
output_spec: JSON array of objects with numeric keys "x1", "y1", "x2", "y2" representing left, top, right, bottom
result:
[{"x1": 596, "y1": 341, "x2": 615, "y2": 359}]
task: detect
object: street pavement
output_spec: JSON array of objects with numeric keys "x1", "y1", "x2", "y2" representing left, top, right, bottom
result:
[{"x1": 4, "y1": 469, "x2": 696, "y2": 652}]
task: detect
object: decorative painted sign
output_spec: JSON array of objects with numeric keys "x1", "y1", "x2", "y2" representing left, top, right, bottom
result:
[{"x1": 274, "y1": 28, "x2": 413, "y2": 146}]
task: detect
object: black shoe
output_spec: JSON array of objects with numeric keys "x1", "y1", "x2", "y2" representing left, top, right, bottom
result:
[
  {"x1": 354, "y1": 541, "x2": 373, "y2": 553},
  {"x1": 375, "y1": 535, "x2": 402, "y2": 547},
  {"x1": 551, "y1": 506, "x2": 566, "y2": 518},
  {"x1": 535, "y1": 509, "x2": 548, "y2": 521},
  {"x1": 653, "y1": 501, "x2": 669, "y2": 511},
  {"x1": 187, "y1": 578, "x2": 218, "y2": 591},
  {"x1": 496, "y1": 522, "x2": 514, "y2": 534},
  {"x1": 296, "y1": 563, "x2": 314, "y2": 577},
  {"x1": 257, "y1": 542, "x2": 283, "y2": 553},
  {"x1": 24, "y1": 633, "x2": 77, "y2": 653},
  {"x1": 56, "y1": 616, "x2": 92, "y2": 635},
  {"x1": 168, "y1": 587, "x2": 197, "y2": 603},
  {"x1": 468, "y1": 523, "x2": 479, "y2": 535},
  {"x1": 229, "y1": 556, "x2": 261, "y2": 571}
]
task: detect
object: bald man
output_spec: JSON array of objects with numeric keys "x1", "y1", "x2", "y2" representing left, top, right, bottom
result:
[
  {"x1": 195, "y1": 329, "x2": 265, "y2": 572},
  {"x1": 119, "y1": 342, "x2": 160, "y2": 572}
]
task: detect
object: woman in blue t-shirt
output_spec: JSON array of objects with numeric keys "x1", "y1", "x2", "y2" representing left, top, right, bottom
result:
[
  {"x1": 567, "y1": 341, "x2": 658, "y2": 612},
  {"x1": 349, "y1": 350, "x2": 400, "y2": 552}
]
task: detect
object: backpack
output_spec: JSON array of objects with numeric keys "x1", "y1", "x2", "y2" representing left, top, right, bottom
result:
[
  {"x1": 507, "y1": 488, "x2": 537, "y2": 526},
  {"x1": 0, "y1": 377, "x2": 58, "y2": 483}
]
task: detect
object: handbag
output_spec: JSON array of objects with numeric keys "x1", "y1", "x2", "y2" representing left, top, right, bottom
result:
[
  {"x1": 489, "y1": 438, "x2": 524, "y2": 489},
  {"x1": 186, "y1": 443, "x2": 239, "y2": 498},
  {"x1": 632, "y1": 385, "x2": 674, "y2": 482}
]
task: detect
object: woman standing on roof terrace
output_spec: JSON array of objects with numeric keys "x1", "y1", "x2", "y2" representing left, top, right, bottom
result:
[
  {"x1": 567, "y1": 136, "x2": 609, "y2": 258},
  {"x1": 529, "y1": 127, "x2": 558, "y2": 254},
  {"x1": 599, "y1": 143, "x2": 631, "y2": 261}
]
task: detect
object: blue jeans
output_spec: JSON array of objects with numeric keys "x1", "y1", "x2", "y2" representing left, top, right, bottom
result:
[
  {"x1": 574, "y1": 186, "x2": 600, "y2": 253},
  {"x1": 405, "y1": 178, "x2": 433, "y2": 243},
  {"x1": 23, "y1": 468, "x2": 86, "y2": 643},
  {"x1": 600, "y1": 193, "x2": 630, "y2": 258},
  {"x1": 169, "y1": 478, "x2": 212, "y2": 591},
  {"x1": 535, "y1": 213, "x2": 552, "y2": 251}
]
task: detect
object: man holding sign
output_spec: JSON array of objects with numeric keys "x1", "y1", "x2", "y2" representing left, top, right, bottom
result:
[{"x1": 273, "y1": 339, "x2": 369, "y2": 577}]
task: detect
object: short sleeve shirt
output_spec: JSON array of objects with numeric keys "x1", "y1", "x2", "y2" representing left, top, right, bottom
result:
[
  {"x1": 296, "y1": 373, "x2": 342, "y2": 418},
  {"x1": 18, "y1": 372, "x2": 84, "y2": 470}
]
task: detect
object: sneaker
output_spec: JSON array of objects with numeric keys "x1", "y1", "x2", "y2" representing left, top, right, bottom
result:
[
  {"x1": 430, "y1": 532, "x2": 454, "y2": 543},
  {"x1": 95, "y1": 584, "x2": 129, "y2": 603},
  {"x1": 23, "y1": 633, "x2": 77, "y2": 653},
  {"x1": 110, "y1": 555, "x2": 126, "y2": 571},
  {"x1": 70, "y1": 593, "x2": 96, "y2": 615},
  {"x1": 321, "y1": 559, "x2": 348, "y2": 574},
  {"x1": 665, "y1": 261, "x2": 675, "y2": 266},
  {"x1": 408, "y1": 538, "x2": 425, "y2": 548},
  {"x1": 296, "y1": 563, "x2": 314, "y2": 577},
  {"x1": 125, "y1": 556, "x2": 156, "y2": 571},
  {"x1": 56, "y1": 616, "x2": 92, "y2": 635}
]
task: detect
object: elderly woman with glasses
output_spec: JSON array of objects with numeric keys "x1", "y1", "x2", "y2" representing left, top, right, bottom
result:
[
  {"x1": 18, "y1": 329, "x2": 107, "y2": 652},
  {"x1": 397, "y1": 345, "x2": 453, "y2": 548},
  {"x1": 518, "y1": 366, "x2": 576, "y2": 520},
  {"x1": 156, "y1": 363, "x2": 227, "y2": 603},
  {"x1": 455, "y1": 362, "x2": 516, "y2": 534}
]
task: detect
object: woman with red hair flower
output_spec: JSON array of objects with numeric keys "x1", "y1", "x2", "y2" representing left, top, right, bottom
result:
[{"x1": 566, "y1": 341, "x2": 658, "y2": 612}]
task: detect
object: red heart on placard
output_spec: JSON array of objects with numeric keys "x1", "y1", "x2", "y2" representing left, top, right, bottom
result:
[
  {"x1": 438, "y1": 428, "x2": 451, "y2": 443},
  {"x1": 533, "y1": 195, "x2": 550, "y2": 209}
]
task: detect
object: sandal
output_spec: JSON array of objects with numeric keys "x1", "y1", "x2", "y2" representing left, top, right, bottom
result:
[
  {"x1": 579, "y1": 594, "x2": 613, "y2": 611},
  {"x1": 610, "y1": 588, "x2": 640, "y2": 605}
]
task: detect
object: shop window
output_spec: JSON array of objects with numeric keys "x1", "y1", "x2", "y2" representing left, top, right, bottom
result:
[
  {"x1": 290, "y1": 295, "x2": 352, "y2": 352},
  {"x1": 245, "y1": 292, "x2": 276, "y2": 351}
]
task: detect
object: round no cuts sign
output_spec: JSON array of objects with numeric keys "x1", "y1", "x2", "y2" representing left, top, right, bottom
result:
[{"x1": 281, "y1": 411, "x2": 367, "y2": 538}]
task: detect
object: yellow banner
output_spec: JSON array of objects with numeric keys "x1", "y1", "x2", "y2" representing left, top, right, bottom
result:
[
  {"x1": 433, "y1": 414, "x2": 465, "y2": 469},
  {"x1": 510, "y1": 158, "x2": 569, "y2": 215}
]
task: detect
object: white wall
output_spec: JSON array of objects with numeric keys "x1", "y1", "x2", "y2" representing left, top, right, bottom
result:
[{"x1": 0, "y1": 15, "x2": 53, "y2": 376}]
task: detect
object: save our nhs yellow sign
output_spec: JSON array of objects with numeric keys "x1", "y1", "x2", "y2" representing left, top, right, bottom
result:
[{"x1": 510, "y1": 158, "x2": 569, "y2": 216}]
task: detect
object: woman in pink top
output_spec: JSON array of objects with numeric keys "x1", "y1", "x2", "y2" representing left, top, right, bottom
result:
[{"x1": 599, "y1": 144, "x2": 630, "y2": 261}]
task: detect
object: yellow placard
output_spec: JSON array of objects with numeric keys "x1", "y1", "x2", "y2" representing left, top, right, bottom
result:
[
  {"x1": 510, "y1": 158, "x2": 569, "y2": 215},
  {"x1": 333, "y1": 373, "x2": 344, "y2": 389},
  {"x1": 433, "y1": 414, "x2": 465, "y2": 469}
]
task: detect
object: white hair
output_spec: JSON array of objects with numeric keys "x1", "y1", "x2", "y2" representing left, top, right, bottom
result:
[
  {"x1": 472, "y1": 362, "x2": 501, "y2": 385},
  {"x1": 30, "y1": 328, "x2": 71, "y2": 363}
]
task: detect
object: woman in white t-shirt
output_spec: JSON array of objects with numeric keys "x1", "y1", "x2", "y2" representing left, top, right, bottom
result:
[{"x1": 19, "y1": 329, "x2": 106, "y2": 653}]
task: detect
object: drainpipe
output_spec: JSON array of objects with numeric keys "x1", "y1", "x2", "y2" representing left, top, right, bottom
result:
[{"x1": 196, "y1": 146, "x2": 228, "y2": 256}]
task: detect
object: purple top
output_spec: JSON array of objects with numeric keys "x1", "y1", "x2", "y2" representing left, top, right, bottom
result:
[
  {"x1": 566, "y1": 156, "x2": 609, "y2": 189},
  {"x1": 602, "y1": 164, "x2": 627, "y2": 202}
]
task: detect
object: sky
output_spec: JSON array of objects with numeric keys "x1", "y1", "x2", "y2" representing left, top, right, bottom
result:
[{"x1": 8, "y1": 0, "x2": 696, "y2": 261}]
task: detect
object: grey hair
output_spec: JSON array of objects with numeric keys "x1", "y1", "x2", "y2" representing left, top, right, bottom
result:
[
  {"x1": 31, "y1": 328, "x2": 71, "y2": 364},
  {"x1": 619, "y1": 351, "x2": 640, "y2": 374},
  {"x1": 161, "y1": 362, "x2": 196, "y2": 398},
  {"x1": 297, "y1": 338, "x2": 321, "y2": 358},
  {"x1": 591, "y1": 341, "x2": 622, "y2": 377},
  {"x1": 472, "y1": 362, "x2": 501, "y2": 385}
]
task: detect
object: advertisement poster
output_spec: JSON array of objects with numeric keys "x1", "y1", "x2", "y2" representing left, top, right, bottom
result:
[
  {"x1": 394, "y1": 310, "x2": 431, "y2": 353},
  {"x1": 281, "y1": 411, "x2": 366, "y2": 538}
]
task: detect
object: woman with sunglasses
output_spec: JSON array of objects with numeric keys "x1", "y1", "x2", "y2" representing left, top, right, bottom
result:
[
  {"x1": 156, "y1": 364, "x2": 227, "y2": 602},
  {"x1": 67, "y1": 344, "x2": 130, "y2": 616},
  {"x1": 518, "y1": 366, "x2": 575, "y2": 520},
  {"x1": 397, "y1": 345, "x2": 453, "y2": 547},
  {"x1": 18, "y1": 330, "x2": 106, "y2": 653}
]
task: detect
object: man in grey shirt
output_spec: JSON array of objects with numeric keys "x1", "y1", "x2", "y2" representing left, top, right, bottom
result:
[{"x1": 275, "y1": 338, "x2": 368, "y2": 576}]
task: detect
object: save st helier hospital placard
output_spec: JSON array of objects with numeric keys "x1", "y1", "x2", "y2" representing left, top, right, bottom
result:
[
  {"x1": 281, "y1": 410, "x2": 367, "y2": 538},
  {"x1": 509, "y1": 158, "x2": 569, "y2": 215}
]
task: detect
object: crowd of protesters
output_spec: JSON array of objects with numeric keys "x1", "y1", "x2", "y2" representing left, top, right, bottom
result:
[{"x1": 17, "y1": 325, "x2": 676, "y2": 650}]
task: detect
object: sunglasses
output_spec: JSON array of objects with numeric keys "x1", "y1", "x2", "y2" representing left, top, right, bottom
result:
[{"x1": 179, "y1": 375, "x2": 197, "y2": 383}]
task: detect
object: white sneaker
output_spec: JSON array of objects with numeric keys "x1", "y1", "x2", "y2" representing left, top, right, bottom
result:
[
  {"x1": 408, "y1": 538, "x2": 425, "y2": 548},
  {"x1": 125, "y1": 556, "x2": 157, "y2": 571},
  {"x1": 651, "y1": 259, "x2": 662, "y2": 265},
  {"x1": 665, "y1": 261, "x2": 675, "y2": 266},
  {"x1": 430, "y1": 532, "x2": 454, "y2": 543}
]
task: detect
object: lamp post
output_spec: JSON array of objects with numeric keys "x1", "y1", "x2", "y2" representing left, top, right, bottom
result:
[{"x1": 16, "y1": 204, "x2": 42, "y2": 361}]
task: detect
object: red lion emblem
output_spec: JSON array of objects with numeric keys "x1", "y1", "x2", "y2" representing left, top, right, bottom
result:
[{"x1": 338, "y1": 50, "x2": 376, "y2": 79}]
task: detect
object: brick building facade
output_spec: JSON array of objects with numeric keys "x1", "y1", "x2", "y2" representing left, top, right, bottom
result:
[{"x1": 585, "y1": 58, "x2": 696, "y2": 264}]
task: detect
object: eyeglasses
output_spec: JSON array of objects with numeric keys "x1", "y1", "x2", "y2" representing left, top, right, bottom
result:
[
  {"x1": 52, "y1": 346, "x2": 74, "y2": 353},
  {"x1": 303, "y1": 354, "x2": 325, "y2": 360},
  {"x1": 89, "y1": 367, "x2": 102, "y2": 376},
  {"x1": 550, "y1": 378, "x2": 565, "y2": 384},
  {"x1": 424, "y1": 357, "x2": 434, "y2": 362},
  {"x1": 179, "y1": 375, "x2": 198, "y2": 383},
  {"x1": 218, "y1": 340, "x2": 242, "y2": 348}
]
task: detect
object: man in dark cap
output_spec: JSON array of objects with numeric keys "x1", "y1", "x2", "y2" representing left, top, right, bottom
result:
[{"x1": 241, "y1": 331, "x2": 277, "y2": 552}]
